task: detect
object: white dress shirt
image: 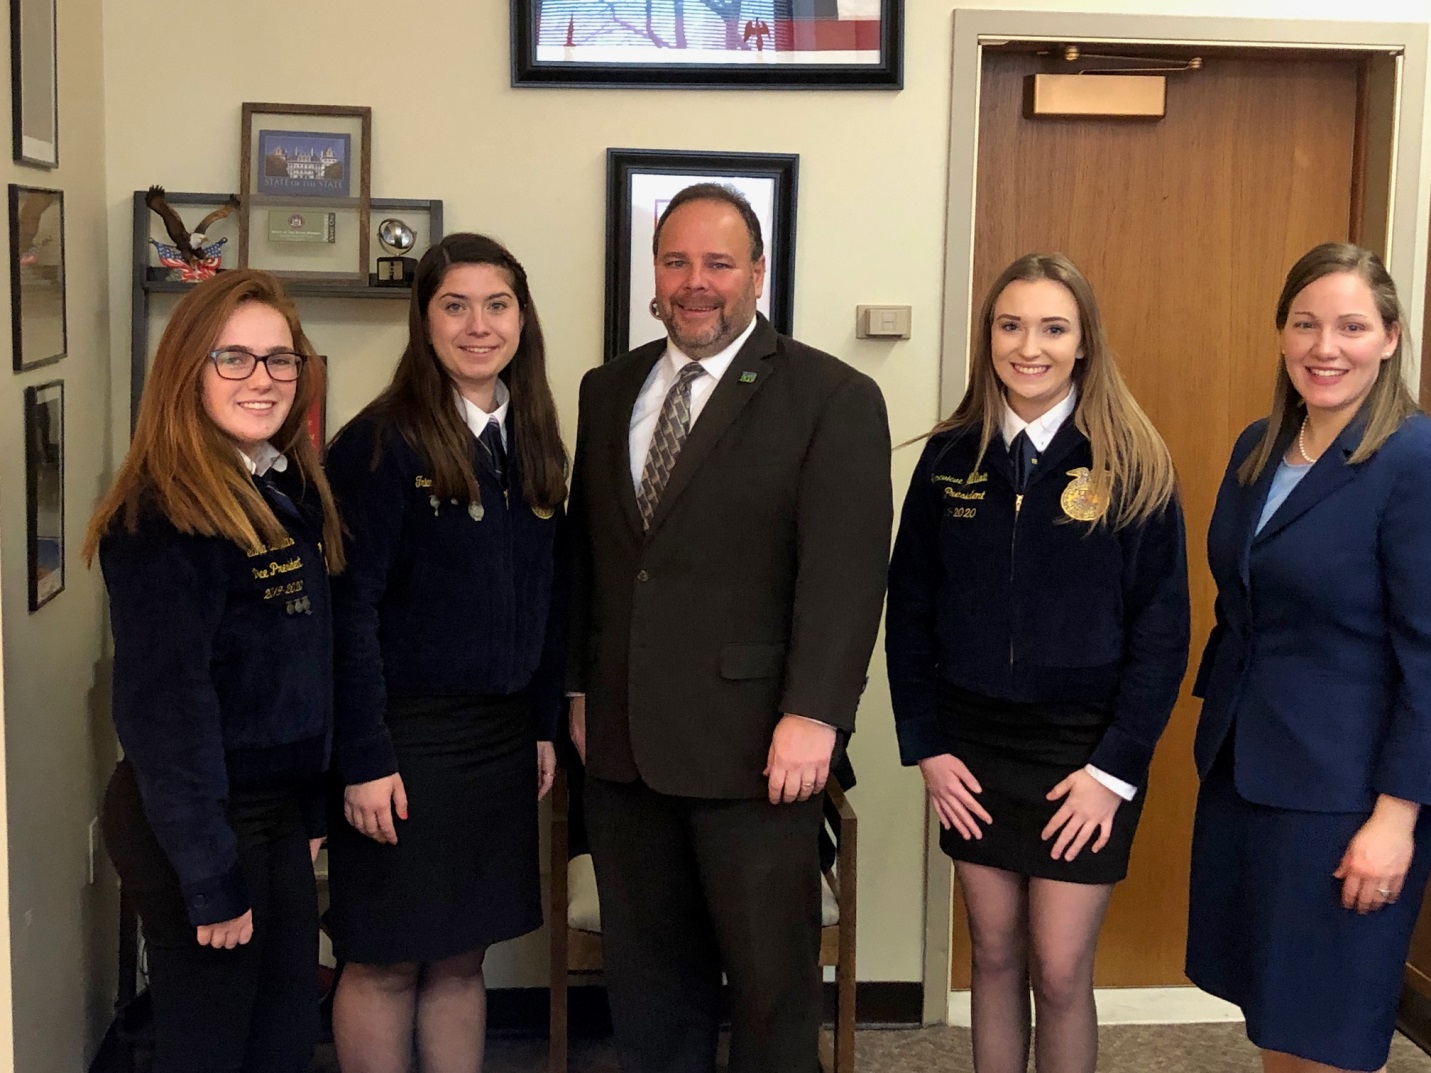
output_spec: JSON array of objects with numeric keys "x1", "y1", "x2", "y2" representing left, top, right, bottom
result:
[
  {"x1": 1000, "y1": 387, "x2": 1138, "y2": 804},
  {"x1": 628, "y1": 317, "x2": 757, "y2": 489},
  {"x1": 458, "y1": 379, "x2": 511, "y2": 447},
  {"x1": 238, "y1": 442, "x2": 288, "y2": 477}
]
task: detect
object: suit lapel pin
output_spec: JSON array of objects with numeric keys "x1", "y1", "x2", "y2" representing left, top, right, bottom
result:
[{"x1": 739, "y1": 371, "x2": 757, "y2": 383}]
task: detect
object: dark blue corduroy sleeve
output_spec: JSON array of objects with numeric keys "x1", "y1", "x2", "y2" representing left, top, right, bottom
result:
[
  {"x1": 326, "y1": 420, "x2": 405, "y2": 785},
  {"x1": 101, "y1": 519, "x2": 248, "y2": 926},
  {"x1": 885, "y1": 442, "x2": 948, "y2": 766},
  {"x1": 1088, "y1": 494, "x2": 1191, "y2": 786}
]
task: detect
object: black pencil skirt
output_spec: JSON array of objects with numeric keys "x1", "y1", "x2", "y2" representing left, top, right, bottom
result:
[
  {"x1": 324, "y1": 693, "x2": 543, "y2": 965},
  {"x1": 935, "y1": 682, "x2": 1145, "y2": 885}
]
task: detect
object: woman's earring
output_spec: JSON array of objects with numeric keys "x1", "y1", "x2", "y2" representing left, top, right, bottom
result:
[{"x1": 649, "y1": 298, "x2": 661, "y2": 319}]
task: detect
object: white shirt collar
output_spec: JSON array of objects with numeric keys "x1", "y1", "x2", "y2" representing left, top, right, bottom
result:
[
  {"x1": 1001, "y1": 385, "x2": 1078, "y2": 454},
  {"x1": 662, "y1": 314, "x2": 759, "y2": 384},
  {"x1": 456, "y1": 378, "x2": 511, "y2": 446},
  {"x1": 238, "y1": 442, "x2": 288, "y2": 477}
]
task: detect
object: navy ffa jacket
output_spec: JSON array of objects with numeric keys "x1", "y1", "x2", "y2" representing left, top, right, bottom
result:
[
  {"x1": 100, "y1": 472, "x2": 332, "y2": 926},
  {"x1": 1193, "y1": 414, "x2": 1431, "y2": 812},
  {"x1": 886, "y1": 421, "x2": 1190, "y2": 787},
  {"x1": 326, "y1": 412, "x2": 564, "y2": 785}
]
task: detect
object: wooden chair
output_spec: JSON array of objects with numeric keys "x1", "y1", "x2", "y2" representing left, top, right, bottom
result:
[{"x1": 548, "y1": 768, "x2": 857, "y2": 1073}]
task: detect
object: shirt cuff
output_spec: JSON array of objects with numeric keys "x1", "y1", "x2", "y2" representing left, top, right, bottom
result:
[
  {"x1": 789, "y1": 714, "x2": 836, "y2": 730},
  {"x1": 1085, "y1": 764, "x2": 1137, "y2": 801}
]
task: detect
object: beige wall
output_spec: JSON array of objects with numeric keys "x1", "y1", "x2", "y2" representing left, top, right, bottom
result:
[
  {"x1": 2, "y1": 0, "x2": 118, "y2": 1069},
  {"x1": 88, "y1": 0, "x2": 1431, "y2": 1016}
]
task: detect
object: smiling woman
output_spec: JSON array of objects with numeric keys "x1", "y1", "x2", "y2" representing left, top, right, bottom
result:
[
  {"x1": 322, "y1": 232, "x2": 569, "y2": 1073},
  {"x1": 79, "y1": 270, "x2": 344, "y2": 1073}
]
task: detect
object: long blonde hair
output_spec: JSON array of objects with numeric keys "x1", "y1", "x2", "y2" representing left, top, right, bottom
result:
[
  {"x1": 1237, "y1": 242, "x2": 1417, "y2": 485},
  {"x1": 82, "y1": 270, "x2": 344, "y2": 570},
  {"x1": 924, "y1": 253, "x2": 1176, "y2": 528}
]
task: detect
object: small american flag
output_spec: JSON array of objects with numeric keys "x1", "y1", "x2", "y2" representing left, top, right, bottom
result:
[{"x1": 151, "y1": 237, "x2": 227, "y2": 282}]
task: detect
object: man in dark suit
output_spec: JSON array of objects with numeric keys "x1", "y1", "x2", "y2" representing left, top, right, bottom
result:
[{"x1": 565, "y1": 184, "x2": 891, "y2": 1073}]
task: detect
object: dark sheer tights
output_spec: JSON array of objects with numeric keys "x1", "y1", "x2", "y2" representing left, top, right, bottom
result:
[{"x1": 956, "y1": 862, "x2": 1113, "y2": 1073}]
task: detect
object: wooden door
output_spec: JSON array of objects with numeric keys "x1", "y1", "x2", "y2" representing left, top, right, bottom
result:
[{"x1": 952, "y1": 48, "x2": 1362, "y2": 987}]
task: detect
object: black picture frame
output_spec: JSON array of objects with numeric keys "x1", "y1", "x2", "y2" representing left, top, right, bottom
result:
[
  {"x1": 9, "y1": 0, "x2": 57, "y2": 166},
  {"x1": 513, "y1": 1, "x2": 902, "y2": 89},
  {"x1": 605, "y1": 148, "x2": 798, "y2": 361},
  {"x1": 9, "y1": 183, "x2": 66, "y2": 370},
  {"x1": 24, "y1": 378, "x2": 64, "y2": 612}
]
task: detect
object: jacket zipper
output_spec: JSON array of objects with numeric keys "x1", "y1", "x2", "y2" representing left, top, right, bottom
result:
[{"x1": 1009, "y1": 493, "x2": 1022, "y2": 676}]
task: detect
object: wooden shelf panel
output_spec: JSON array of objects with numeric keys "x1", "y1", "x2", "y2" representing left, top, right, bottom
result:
[{"x1": 141, "y1": 279, "x2": 412, "y2": 299}]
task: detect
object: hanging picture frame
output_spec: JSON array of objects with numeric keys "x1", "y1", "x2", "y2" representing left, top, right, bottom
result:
[
  {"x1": 25, "y1": 378, "x2": 64, "y2": 611},
  {"x1": 9, "y1": 183, "x2": 67, "y2": 370},
  {"x1": 9, "y1": 0, "x2": 57, "y2": 166},
  {"x1": 604, "y1": 147, "x2": 798, "y2": 361},
  {"x1": 512, "y1": 0, "x2": 903, "y2": 88},
  {"x1": 239, "y1": 103, "x2": 372, "y2": 284}
]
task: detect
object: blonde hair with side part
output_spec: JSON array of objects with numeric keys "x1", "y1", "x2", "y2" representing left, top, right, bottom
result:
[{"x1": 922, "y1": 252, "x2": 1176, "y2": 528}]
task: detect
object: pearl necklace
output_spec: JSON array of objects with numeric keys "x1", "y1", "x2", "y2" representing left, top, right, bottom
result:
[{"x1": 1297, "y1": 417, "x2": 1317, "y2": 465}]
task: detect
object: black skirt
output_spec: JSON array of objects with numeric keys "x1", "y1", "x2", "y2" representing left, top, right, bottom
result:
[
  {"x1": 324, "y1": 693, "x2": 542, "y2": 965},
  {"x1": 936, "y1": 682, "x2": 1144, "y2": 884}
]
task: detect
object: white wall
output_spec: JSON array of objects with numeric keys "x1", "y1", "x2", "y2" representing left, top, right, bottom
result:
[
  {"x1": 93, "y1": 0, "x2": 1431, "y2": 1008},
  {"x1": 2, "y1": 0, "x2": 118, "y2": 1069}
]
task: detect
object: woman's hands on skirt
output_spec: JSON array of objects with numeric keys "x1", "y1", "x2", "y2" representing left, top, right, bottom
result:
[{"x1": 918, "y1": 754, "x2": 992, "y2": 840}]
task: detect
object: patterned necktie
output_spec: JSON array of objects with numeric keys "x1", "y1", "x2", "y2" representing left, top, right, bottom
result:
[
  {"x1": 636, "y1": 361, "x2": 707, "y2": 529},
  {"x1": 478, "y1": 419, "x2": 507, "y2": 490}
]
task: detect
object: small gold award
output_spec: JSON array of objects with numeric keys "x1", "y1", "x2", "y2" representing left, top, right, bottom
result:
[
  {"x1": 1060, "y1": 468, "x2": 1107, "y2": 522},
  {"x1": 533, "y1": 505, "x2": 555, "y2": 520}
]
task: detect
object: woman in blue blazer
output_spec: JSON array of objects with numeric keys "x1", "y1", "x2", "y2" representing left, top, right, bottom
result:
[{"x1": 1187, "y1": 243, "x2": 1431, "y2": 1073}]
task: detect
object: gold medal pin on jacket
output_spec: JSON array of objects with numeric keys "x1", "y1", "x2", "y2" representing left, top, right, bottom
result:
[{"x1": 1060, "y1": 468, "x2": 1107, "y2": 522}]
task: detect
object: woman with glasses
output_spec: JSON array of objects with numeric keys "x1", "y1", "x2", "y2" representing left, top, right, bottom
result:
[
  {"x1": 84, "y1": 270, "x2": 343, "y2": 1073},
  {"x1": 323, "y1": 233, "x2": 567, "y2": 1073}
]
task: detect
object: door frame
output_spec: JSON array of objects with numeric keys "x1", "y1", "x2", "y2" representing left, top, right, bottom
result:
[{"x1": 926, "y1": 9, "x2": 1430, "y2": 1024}]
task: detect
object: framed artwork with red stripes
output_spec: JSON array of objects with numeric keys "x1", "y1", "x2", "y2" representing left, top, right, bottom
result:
[{"x1": 511, "y1": 0, "x2": 902, "y2": 88}]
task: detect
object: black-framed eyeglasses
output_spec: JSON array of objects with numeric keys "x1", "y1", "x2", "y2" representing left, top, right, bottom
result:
[{"x1": 208, "y1": 348, "x2": 305, "y2": 382}]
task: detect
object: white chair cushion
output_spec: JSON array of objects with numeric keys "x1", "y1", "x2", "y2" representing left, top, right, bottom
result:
[
  {"x1": 566, "y1": 853, "x2": 840, "y2": 932},
  {"x1": 567, "y1": 853, "x2": 602, "y2": 933}
]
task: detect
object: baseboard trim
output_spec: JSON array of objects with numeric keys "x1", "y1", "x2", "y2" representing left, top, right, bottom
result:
[
  {"x1": 487, "y1": 981, "x2": 924, "y2": 1036},
  {"x1": 946, "y1": 986, "x2": 1244, "y2": 1026}
]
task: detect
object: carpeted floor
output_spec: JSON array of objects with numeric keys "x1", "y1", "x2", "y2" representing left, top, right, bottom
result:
[{"x1": 314, "y1": 1024, "x2": 1431, "y2": 1071}]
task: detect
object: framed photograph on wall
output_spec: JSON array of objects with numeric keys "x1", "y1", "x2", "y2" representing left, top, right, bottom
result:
[
  {"x1": 24, "y1": 379, "x2": 63, "y2": 611},
  {"x1": 239, "y1": 103, "x2": 372, "y2": 283},
  {"x1": 605, "y1": 148, "x2": 797, "y2": 360},
  {"x1": 512, "y1": 0, "x2": 902, "y2": 88},
  {"x1": 9, "y1": 0, "x2": 57, "y2": 166},
  {"x1": 9, "y1": 184, "x2": 66, "y2": 370}
]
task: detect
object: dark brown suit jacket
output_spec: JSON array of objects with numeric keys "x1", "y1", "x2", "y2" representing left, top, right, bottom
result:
[{"x1": 567, "y1": 315, "x2": 892, "y2": 799}]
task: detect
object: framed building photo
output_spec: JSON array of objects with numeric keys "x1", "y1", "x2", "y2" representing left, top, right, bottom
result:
[
  {"x1": 9, "y1": 184, "x2": 66, "y2": 370},
  {"x1": 24, "y1": 379, "x2": 63, "y2": 611},
  {"x1": 239, "y1": 103, "x2": 372, "y2": 283},
  {"x1": 9, "y1": 0, "x2": 57, "y2": 166},
  {"x1": 605, "y1": 148, "x2": 797, "y2": 360},
  {"x1": 512, "y1": 0, "x2": 902, "y2": 88}
]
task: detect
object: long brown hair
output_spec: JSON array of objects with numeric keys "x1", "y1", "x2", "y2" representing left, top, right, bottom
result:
[
  {"x1": 343, "y1": 233, "x2": 567, "y2": 509},
  {"x1": 1237, "y1": 242, "x2": 1417, "y2": 485},
  {"x1": 82, "y1": 270, "x2": 344, "y2": 570},
  {"x1": 924, "y1": 252, "x2": 1176, "y2": 528}
]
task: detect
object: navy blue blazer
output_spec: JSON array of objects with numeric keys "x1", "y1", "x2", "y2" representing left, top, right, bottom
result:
[{"x1": 1193, "y1": 413, "x2": 1431, "y2": 812}]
